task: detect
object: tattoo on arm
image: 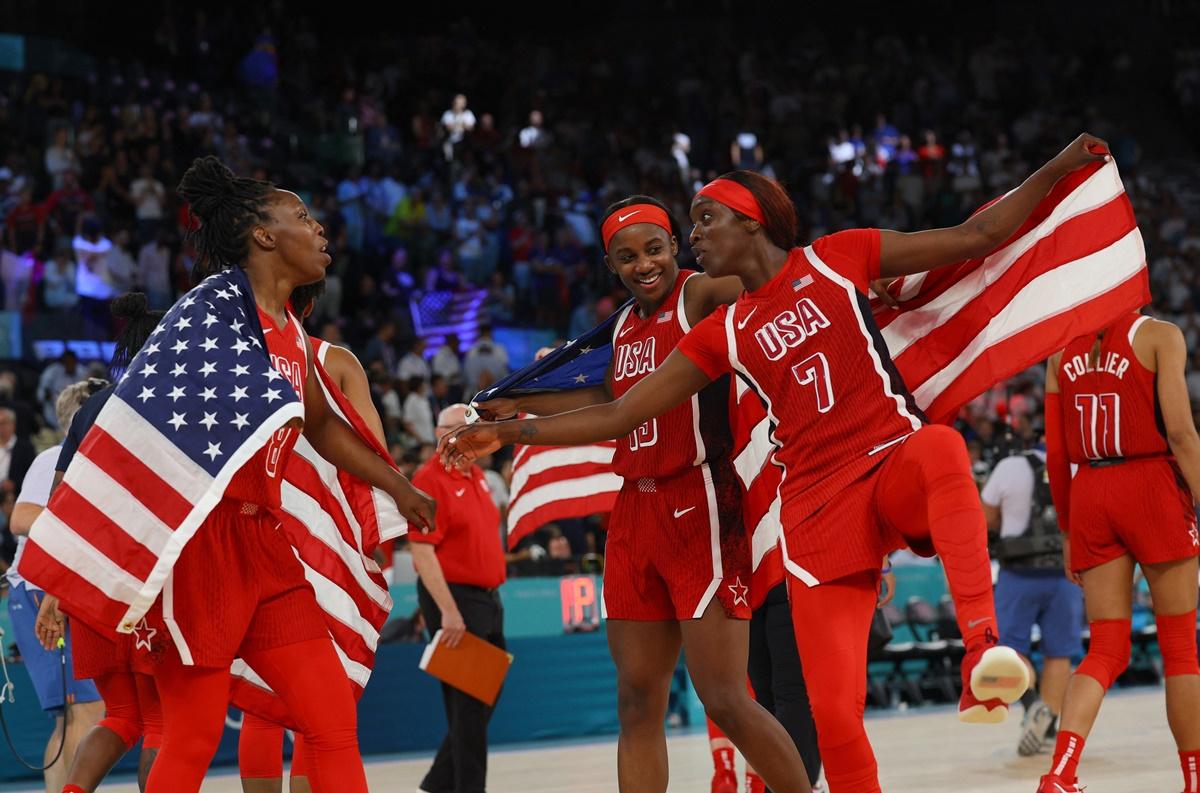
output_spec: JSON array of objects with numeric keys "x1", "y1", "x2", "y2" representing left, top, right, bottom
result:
[{"x1": 516, "y1": 422, "x2": 538, "y2": 443}]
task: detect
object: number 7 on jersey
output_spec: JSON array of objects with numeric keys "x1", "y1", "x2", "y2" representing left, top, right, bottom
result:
[{"x1": 792, "y1": 352, "x2": 835, "y2": 413}]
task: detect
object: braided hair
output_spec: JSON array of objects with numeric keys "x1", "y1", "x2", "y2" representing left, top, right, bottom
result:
[
  {"x1": 177, "y1": 156, "x2": 276, "y2": 283},
  {"x1": 109, "y1": 292, "x2": 166, "y2": 378}
]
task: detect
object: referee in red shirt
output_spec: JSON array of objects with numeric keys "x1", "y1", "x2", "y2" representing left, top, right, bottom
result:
[{"x1": 411, "y1": 402, "x2": 506, "y2": 793}]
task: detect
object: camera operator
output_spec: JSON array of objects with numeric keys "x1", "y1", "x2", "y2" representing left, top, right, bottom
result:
[{"x1": 981, "y1": 435, "x2": 1083, "y2": 757}]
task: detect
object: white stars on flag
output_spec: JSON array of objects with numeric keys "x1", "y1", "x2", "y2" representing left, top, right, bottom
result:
[{"x1": 167, "y1": 412, "x2": 187, "y2": 431}]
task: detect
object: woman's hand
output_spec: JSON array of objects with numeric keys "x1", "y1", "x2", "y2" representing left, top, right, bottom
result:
[
  {"x1": 471, "y1": 398, "x2": 519, "y2": 421},
  {"x1": 439, "y1": 422, "x2": 506, "y2": 469},
  {"x1": 1044, "y1": 133, "x2": 1111, "y2": 178},
  {"x1": 392, "y1": 482, "x2": 437, "y2": 534}
]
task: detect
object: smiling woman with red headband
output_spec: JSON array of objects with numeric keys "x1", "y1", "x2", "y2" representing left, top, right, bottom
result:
[
  {"x1": 445, "y1": 134, "x2": 1111, "y2": 793},
  {"x1": 473, "y1": 194, "x2": 812, "y2": 793}
]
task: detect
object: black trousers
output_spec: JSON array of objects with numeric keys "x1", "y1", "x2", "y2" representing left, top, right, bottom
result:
[
  {"x1": 748, "y1": 582, "x2": 822, "y2": 788},
  {"x1": 417, "y1": 580, "x2": 506, "y2": 793}
]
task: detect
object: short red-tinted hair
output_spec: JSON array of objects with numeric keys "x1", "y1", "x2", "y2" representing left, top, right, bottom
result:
[{"x1": 714, "y1": 170, "x2": 798, "y2": 251}]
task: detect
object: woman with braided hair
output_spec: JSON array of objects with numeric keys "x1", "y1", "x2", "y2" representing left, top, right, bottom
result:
[{"x1": 30, "y1": 156, "x2": 436, "y2": 793}]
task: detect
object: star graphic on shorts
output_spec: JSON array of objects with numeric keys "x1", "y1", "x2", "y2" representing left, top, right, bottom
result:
[
  {"x1": 728, "y1": 576, "x2": 749, "y2": 607},
  {"x1": 132, "y1": 618, "x2": 157, "y2": 652}
]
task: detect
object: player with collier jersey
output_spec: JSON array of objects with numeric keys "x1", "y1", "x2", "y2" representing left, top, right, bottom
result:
[
  {"x1": 444, "y1": 134, "x2": 1111, "y2": 793},
  {"x1": 472, "y1": 196, "x2": 812, "y2": 793},
  {"x1": 1037, "y1": 312, "x2": 1200, "y2": 793}
]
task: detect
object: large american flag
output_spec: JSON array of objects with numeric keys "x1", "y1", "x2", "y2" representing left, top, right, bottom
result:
[
  {"x1": 873, "y1": 158, "x2": 1149, "y2": 423},
  {"x1": 483, "y1": 157, "x2": 1147, "y2": 600},
  {"x1": 22, "y1": 267, "x2": 405, "y2": 724}
]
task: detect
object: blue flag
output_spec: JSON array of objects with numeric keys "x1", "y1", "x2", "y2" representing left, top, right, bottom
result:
[{"x1": 473, "y1": 299, "x2": 634, "y2": 402}]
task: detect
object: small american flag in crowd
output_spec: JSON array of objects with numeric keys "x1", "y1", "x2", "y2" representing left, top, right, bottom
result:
[
  {"x1": 483, "y1": 157, "x2": 1148, "y2": 600},
  {"x1": 22, "y1": 266, "x2": 404, "y2": 723}
]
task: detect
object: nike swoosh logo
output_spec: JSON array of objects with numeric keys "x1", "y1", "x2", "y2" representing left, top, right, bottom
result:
[
  {"x1": 617, "y1": 210, "x2": 642, "y2": 223},
  {"x1": 263, "y1": 328, "x2": 273, "y2": 334},
  {"x1": 967, "y1": 617, "x2": 991, "y2": 629},
  {"x1": 673, "y1": 507, "x2": 696, "y2": 518},
  {"x1": 736, "y1": 307, "x2": 758, "y2": 330},
  {"x1": 619, "y1": 324, "x2": 636, "y2": 338},
  {"x1": 454, "y1": 488, "x2": 466, "y2": 497}
]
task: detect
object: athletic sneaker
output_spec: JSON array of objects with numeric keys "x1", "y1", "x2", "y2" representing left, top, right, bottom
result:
[
  {"x1": 1036, "y1": 773, "x2": 1084, "y2": 792},
  {"x1": 958, "y1": 633, "x2": 1030, "y2": 724},
  {"x1": 1018, "y1": 700, "x2": 1057, "y2": 756},
  {"x1": 711, "y1": 770, "x2": 738, "y2": 793}
]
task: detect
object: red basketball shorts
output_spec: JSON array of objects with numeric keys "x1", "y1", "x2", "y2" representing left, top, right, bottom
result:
[
  {"x1": 72, "y1": 620, "x2": 157, "y2": 678},
  {"x1": 603, "y1": 463, "x2": 752, "y2": 621},
  {"x1": 1069, "y1": 458, "x2": 1199, "y2": 571},
  {"x1": 135, "y1": 499, "x2": 328, "y2": 668}
]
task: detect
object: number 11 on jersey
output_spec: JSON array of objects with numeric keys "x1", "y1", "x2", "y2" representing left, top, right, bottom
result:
[
  {"x1": 1075, "y1": 392, "x2": 1121, "y2": 459},
  {"x1": 792, "y1": 352, "x2": 835, "y2": 413}
]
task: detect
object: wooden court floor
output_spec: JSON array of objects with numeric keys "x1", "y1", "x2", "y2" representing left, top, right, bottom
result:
[{"x1": 6, "y1": 687, "x2": 1180, "y2": 792}]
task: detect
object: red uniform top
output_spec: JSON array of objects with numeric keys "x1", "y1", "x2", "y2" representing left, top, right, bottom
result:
[
  {"x1": 1057, "y1": 314, "x2": 1168, "y2": 464},
  {"x1": 610, "y1": 270, "x2": 735, "y2": 479},
  {"x1": 225, "y1": 308, "x2": 308, "y2": 509},
  {"x1": 678, "y1": 230, "x2": 926, "y2": 528},
  {"x1": 410, "y1": 458, "x2": 505, "y2": 590}
]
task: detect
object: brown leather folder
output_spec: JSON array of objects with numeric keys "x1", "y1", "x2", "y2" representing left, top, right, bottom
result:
[{"x1": 418, "y1": 629, "x2": 513, "y2": 705}]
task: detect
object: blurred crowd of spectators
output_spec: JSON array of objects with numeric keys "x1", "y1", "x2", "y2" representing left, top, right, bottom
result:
[{"x1": 1, "y1": 6, "x2": 1198, "y2": 572}]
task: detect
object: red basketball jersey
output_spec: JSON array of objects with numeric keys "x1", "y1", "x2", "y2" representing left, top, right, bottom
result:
[
  {"x1": 1057, "y1": 313, "x2": 1168, "y2": 464},
  {"x1": 609, "y1": 270, "x2": 735, "y2": 480},
  {"x1": 678, "y1": 230, "x2": 925, "y2": 528},
  {"x1": 226, "y1": 308, "x2": 309, "y2": 507}
]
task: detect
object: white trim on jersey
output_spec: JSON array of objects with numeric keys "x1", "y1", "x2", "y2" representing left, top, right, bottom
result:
[
  {"x1": 692, "y1": 462, "x2": 724, "y2": 618},
  {"x1": 676, "y1": 271, "x2": 695, "y2": 333},
  {"x1": 162, "y1": 575, "x2": 195, "y2": 665},
  {"x1": 801, "y1": 245, "x2": 922, "y2": 433},
  {"x1": 1127, "y1": 315, "x2": 1151, "y2": 348},
  {"x1": 314, "y1": 337, "x2": 330, "y2": 367},
  {"x1": 723, "y1": 304, "x2": 821, "y2": 587},
  {"x1": 611, "y1": 303, "x2": 637, "y2": 347},
  {"x1": 676, "y1": 274, "x2": 709, "y2": 466}
]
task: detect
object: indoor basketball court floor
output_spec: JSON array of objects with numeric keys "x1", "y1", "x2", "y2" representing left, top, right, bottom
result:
[{"x1": 2, "y1": 687, "x2": 1177, "y2": 792}]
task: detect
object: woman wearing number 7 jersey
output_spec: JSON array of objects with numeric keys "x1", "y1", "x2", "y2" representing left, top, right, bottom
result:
[
  {"x1": 444, "y1": 134, "x2": 1112, "y2": 793},
  {"x1": 474, "y1": 195, "x2": 813, "y2": 793}
]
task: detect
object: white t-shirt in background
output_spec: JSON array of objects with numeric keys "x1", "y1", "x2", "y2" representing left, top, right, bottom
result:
[{"x1": 6, "y1": 445, "x2": 61, "y2": 591}]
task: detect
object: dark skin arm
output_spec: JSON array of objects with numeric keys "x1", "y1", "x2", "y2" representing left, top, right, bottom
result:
[
  {"x1": 475, "y1": 273, "x2": 740, "y2": 422},
  {"x1": 877, "y1": 133, "x2": 1110, "y2": 278},
  {"x1": 324, "y1": 344, "x2": 387, "y2": 444},
  {"x1": 441, "y1": 350, "x2": 713, "y2": 466},
  {"x1": 302, "y1": 338, "x2": 436, "y2": 530}
]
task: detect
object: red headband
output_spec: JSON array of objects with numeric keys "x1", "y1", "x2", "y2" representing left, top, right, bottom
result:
[
  {"x1": 697, "y1": 179, "x2": 765, "y2": 224},
  {"x1": 601, "y1": 204, "x2": 672, "y2": 251}
]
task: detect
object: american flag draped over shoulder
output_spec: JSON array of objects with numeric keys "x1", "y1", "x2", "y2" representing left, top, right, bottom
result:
[
  {"x1": 483, "y1": 158, "x2": 1148, "y2": 598},
  {"x1": 233, "y1": 356, "x2": 405, "y2": 723},
  {"x1": 22, "y1": 267, "x2": 403, "y2": 719}
]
